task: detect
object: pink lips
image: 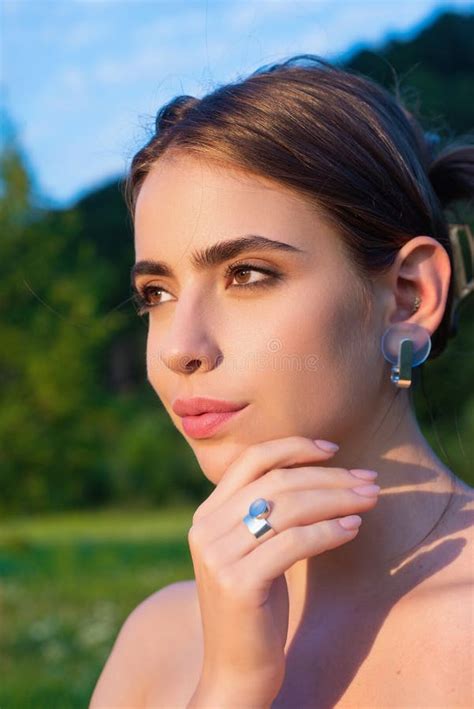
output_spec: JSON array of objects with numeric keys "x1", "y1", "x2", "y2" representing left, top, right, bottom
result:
[{"x1": 171, "y1": 397, "x2": 249, "y2": 439}]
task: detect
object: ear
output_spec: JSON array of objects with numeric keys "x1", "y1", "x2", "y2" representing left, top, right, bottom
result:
[{"x1": 383, "y1": 236, "x2": 451, "y2": 334}]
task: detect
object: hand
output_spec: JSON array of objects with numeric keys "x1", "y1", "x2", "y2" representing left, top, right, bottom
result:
[{"x1": 187, "y1": 436, "x2": 380, "y2": 706}]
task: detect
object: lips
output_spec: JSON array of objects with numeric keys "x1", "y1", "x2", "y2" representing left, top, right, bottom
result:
[
  {"x1": 171, "y1": 397, "x2": 249, "y2": 439},
  {"x1": 172, "y1": 396, "x2": 248, "y2": 417}
]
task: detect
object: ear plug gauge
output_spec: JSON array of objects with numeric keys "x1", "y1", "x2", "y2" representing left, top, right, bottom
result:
[{"x1": 381, "y1": 322, "x2": 431, "y2": 388}]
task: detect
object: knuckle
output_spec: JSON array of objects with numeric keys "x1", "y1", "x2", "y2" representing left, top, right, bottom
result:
[
  {"x1": 200, "y1": 545, "x2": 221, "y2": 573},
  {"x1": 187, "y1": 521, "x2": 204, "y2": 549},
  {"x1": 320, "y1": 519, "x2": 337, "y2": 542},
  {"x1": 256, "y1": 435, "x2": 310, "y2": 455},
  {"x1": 216, "y1": 567, "x2": 260, "y2": 606},
  {"x1": 235, "y1": 440, "x2": 271, "y2": 470},
  {"x1": 266, "y1": 466, "x2": 290, "y2": 489},
  {"x1": 349, "y1": 488, "x2": 379, "y2": 504},
  {"x1": 248, "y1": 439, "x2": 269, "y2": 456},
  {"x1": 252, "y1": 440, "x2": 274, "y2": 461},
  {"x1": 215, "y1": 568, "x2": 237, "y2": 594},
  {"x1": 333, "y1": 466, "x2": 353, "y2": 480},
  {"x1": 310, "y1": 520, "x2": 333, "y2": 548},
  {"x1": 192, "y1": 504, "x2": 206, "y2": 525},
  {"x1": 279, "y1": 525, "x2": 302, "y2": 549},
  {"x1": 286, "y1": 434, "x2": 314, "y2": 447},
  {"x1": 187, "y1": 526, "x2": 197, "y2": 550}
]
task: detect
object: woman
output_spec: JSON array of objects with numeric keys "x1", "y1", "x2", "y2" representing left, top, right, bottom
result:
[{"x1": 90, "y1": 55, "x2": 474, "y2": 708}]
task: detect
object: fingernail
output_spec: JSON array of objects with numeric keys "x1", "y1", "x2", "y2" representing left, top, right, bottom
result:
[
  {"x1": 339, "y1": 515, "x2": 362, "y2": 530},
  {"x1": 352, "y1": 484, "x2": 381, "y2": 497},
  {"x1": 350, "y1": 469, "x2": 378, "y2": 480},
  {"x1": 314, "y1": 439, "x2": 339, "y2": 452}
]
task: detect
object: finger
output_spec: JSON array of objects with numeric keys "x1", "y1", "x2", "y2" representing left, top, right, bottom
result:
[
  {"x1": 194, "y1": 465, "x2": 365, "y2": 543},
  {"x1": 195, "y1": 436, "x2": 339, "y2": 519},
  {"x1": 248, "y1": 465, "x2": 366, "y2": 494},
  {"x1": 205, "y1": 486, "x2": 379, "y2": 564},
  {"x1": 230, "y1": 517, "x2": 363, "y2": 602}
]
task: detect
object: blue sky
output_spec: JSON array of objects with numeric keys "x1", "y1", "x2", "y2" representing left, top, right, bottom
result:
[{"x1": 1, "y1": 0, "x2": 472, "y2": 209}]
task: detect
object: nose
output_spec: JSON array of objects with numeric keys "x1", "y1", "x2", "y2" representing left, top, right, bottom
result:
[
  {"x1": 161, "y1": 343, "x2": 223, "y2": 374},
  {"x1": 155, "y1": 295, "x2": 223, "y2": 375}
]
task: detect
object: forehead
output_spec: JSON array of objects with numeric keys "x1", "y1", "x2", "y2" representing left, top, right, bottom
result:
[
  {"x1": 133, "y1": 153, "x2": 325, "y2": 252},
  {"x1": 136, "y1": 151, "x2": 303, "y2": 206}
]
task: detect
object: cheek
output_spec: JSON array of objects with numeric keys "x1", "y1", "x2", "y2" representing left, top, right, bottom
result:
[
  {"x1": 145, "y1": 328, "x2": 154, "y2": 384},
  {"x1": 253, "y1": 281, "x2": 379, "y2": 430},
  {"x1": 145, "y1": 325, "x2": 168, "y2": 401}
]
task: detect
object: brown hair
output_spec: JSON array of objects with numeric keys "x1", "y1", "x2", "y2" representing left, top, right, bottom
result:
[{"x1": 124, "y1": 54, "x2": 474, "y2": 360}]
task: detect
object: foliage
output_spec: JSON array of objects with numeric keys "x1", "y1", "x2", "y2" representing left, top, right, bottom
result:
[
  {"x1": 345, "y1": 10, "x2": 474, "y2": 135},
  {"x1": 0, "y1": 507, "x2": 194, "y2": 707},
  {"x1": 1, "y1": 10, "x2": 473, "y2": 517}
]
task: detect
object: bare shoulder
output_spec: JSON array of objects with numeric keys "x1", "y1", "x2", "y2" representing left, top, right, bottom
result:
[
  {"x1": 426, "y1": 474, "x2": 474, "y2": 586},
  {"x1": 394, "y1": 476, "x2": 474, "y2": 642},
  {"x1": 448, "y1": 476, "x2": 474, "y2": 572},
  {"x1": 89, "y1": 579, "x2": 199, "y2": 708},
  {"x1": 409, "y1": 477, "x2": 474, "y2": 703},
  {"x1": 413, "y1": 540, "x2": 474, "y2": 707}
]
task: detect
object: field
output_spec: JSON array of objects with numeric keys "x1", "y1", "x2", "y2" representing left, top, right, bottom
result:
[{"x1": 0, "y1": 507, "x2": 195, "y2": 708}]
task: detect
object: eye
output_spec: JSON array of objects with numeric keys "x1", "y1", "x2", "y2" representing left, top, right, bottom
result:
[
  {"x1": 225, "y1": 263, "x2": 282, "y2": 290},
  {"x1": 132, "y1": 263, "x2": 283, "y2": 316},
  {"x1": 132, "y1": 284, "x2": 173, "y2": 315}
]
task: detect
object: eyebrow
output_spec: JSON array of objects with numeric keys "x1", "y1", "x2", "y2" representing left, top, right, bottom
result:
[{"x1": 130, "y1": 234, "x2": 306, "y2": 289}]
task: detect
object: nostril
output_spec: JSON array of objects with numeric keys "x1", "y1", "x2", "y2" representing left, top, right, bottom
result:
[{"x1": 185, "y1": 359, "x2": 201, "y2": 372}]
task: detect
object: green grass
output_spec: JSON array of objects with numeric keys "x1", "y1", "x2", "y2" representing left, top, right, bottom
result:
[{"x1": 0, "y1": 506, "x2": 195, "y2": 708}]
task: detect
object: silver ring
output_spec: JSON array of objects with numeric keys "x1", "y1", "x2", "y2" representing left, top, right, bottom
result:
[{"x1": 243, "y1": 497, "x2": 274, "y2": 538}]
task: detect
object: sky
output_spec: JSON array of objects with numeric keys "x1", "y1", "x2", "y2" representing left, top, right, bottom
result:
[{"x1": 1, "y1": 0, "x2": 473, "y2": 210}]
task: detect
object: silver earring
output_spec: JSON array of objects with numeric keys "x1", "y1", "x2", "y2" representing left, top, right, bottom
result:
[
  {"x1": 411, "y1": 294, "x2": 422, "y2": 314},
  {"x1": 381, "y1": 322, "x2": 431, "y2": 388}
]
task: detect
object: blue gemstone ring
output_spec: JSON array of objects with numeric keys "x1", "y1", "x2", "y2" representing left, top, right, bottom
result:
[
  {"x1": 249, "y1": 497, "x2": 271, "y2": 519},
  {"x1": 243, "y1": 497, "x2": 274, "y2": 539}
]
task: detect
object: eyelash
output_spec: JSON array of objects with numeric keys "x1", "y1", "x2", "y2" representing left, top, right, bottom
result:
[{"x1": 132, "y1": 263, "x2": 282, "y2": 315}]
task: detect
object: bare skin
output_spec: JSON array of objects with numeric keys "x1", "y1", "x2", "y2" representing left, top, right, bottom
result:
[
  {"x1": 143, "y1": 497, "x2": 474, "y2": 708},
  {"x1": 90, "y1": 151, "x2": 474, "y2": 708}
]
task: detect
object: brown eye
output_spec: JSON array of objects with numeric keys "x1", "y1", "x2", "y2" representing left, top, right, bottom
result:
[
  {"x1": 132, "y1": 284, "x2": 174, "y2": 316},
  {"x1": 226, "y1": 263, "x2": 282, "y2": 291},
  {"x1": 143, "y1": 285, "x2": 173, "y2": 305},
  {"x1": 232, "y1": 267, "x2": 263, "y2": 286}
]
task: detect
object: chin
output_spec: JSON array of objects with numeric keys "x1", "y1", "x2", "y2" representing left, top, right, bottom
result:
[{"x1": 189, "y1": 438, "x2": 250, "y2": 484}]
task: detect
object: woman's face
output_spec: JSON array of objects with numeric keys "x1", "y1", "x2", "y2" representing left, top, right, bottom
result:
[{"x1": 133, "y1": 152, "x2": 382, "y2": 482}]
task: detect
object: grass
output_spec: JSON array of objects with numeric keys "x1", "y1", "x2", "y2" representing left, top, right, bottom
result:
[{"x1": 0, "y1": 506, "x2": 195, "y2": 708}]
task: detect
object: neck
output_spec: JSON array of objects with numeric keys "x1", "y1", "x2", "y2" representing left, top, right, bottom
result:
[{"x1": 283, "y1": 387, "x2": 458, "y2": 640}]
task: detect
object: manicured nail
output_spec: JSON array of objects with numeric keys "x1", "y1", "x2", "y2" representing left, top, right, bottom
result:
[
  {"x1": 314, "y1": 439, "x2": 339, "y2": 452},
  {"x1": 339, "y1": 515, "x2": 362, "y2": 530},
  {"x1": 352, "y1": 484, "x2": 381, "y2": 497},
  {"x1": 350, "y1": 469, "x2": 379, "y2": 480}
]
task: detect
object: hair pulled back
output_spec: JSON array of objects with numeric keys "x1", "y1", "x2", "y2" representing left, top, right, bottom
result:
[{"x1": 124, "y1": 54, "x2": 474, "y2": 360}]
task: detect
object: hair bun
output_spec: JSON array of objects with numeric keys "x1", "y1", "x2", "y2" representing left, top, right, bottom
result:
[
  {"x1": 424, "y1": 130, "x2": 442, "y2": 161},
  {"x1": 428, "y1": 143, "x2": 474, "y2": 209},
  {"x1": 155, "y1": 95, "x2": 199, "y2": 134}
]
